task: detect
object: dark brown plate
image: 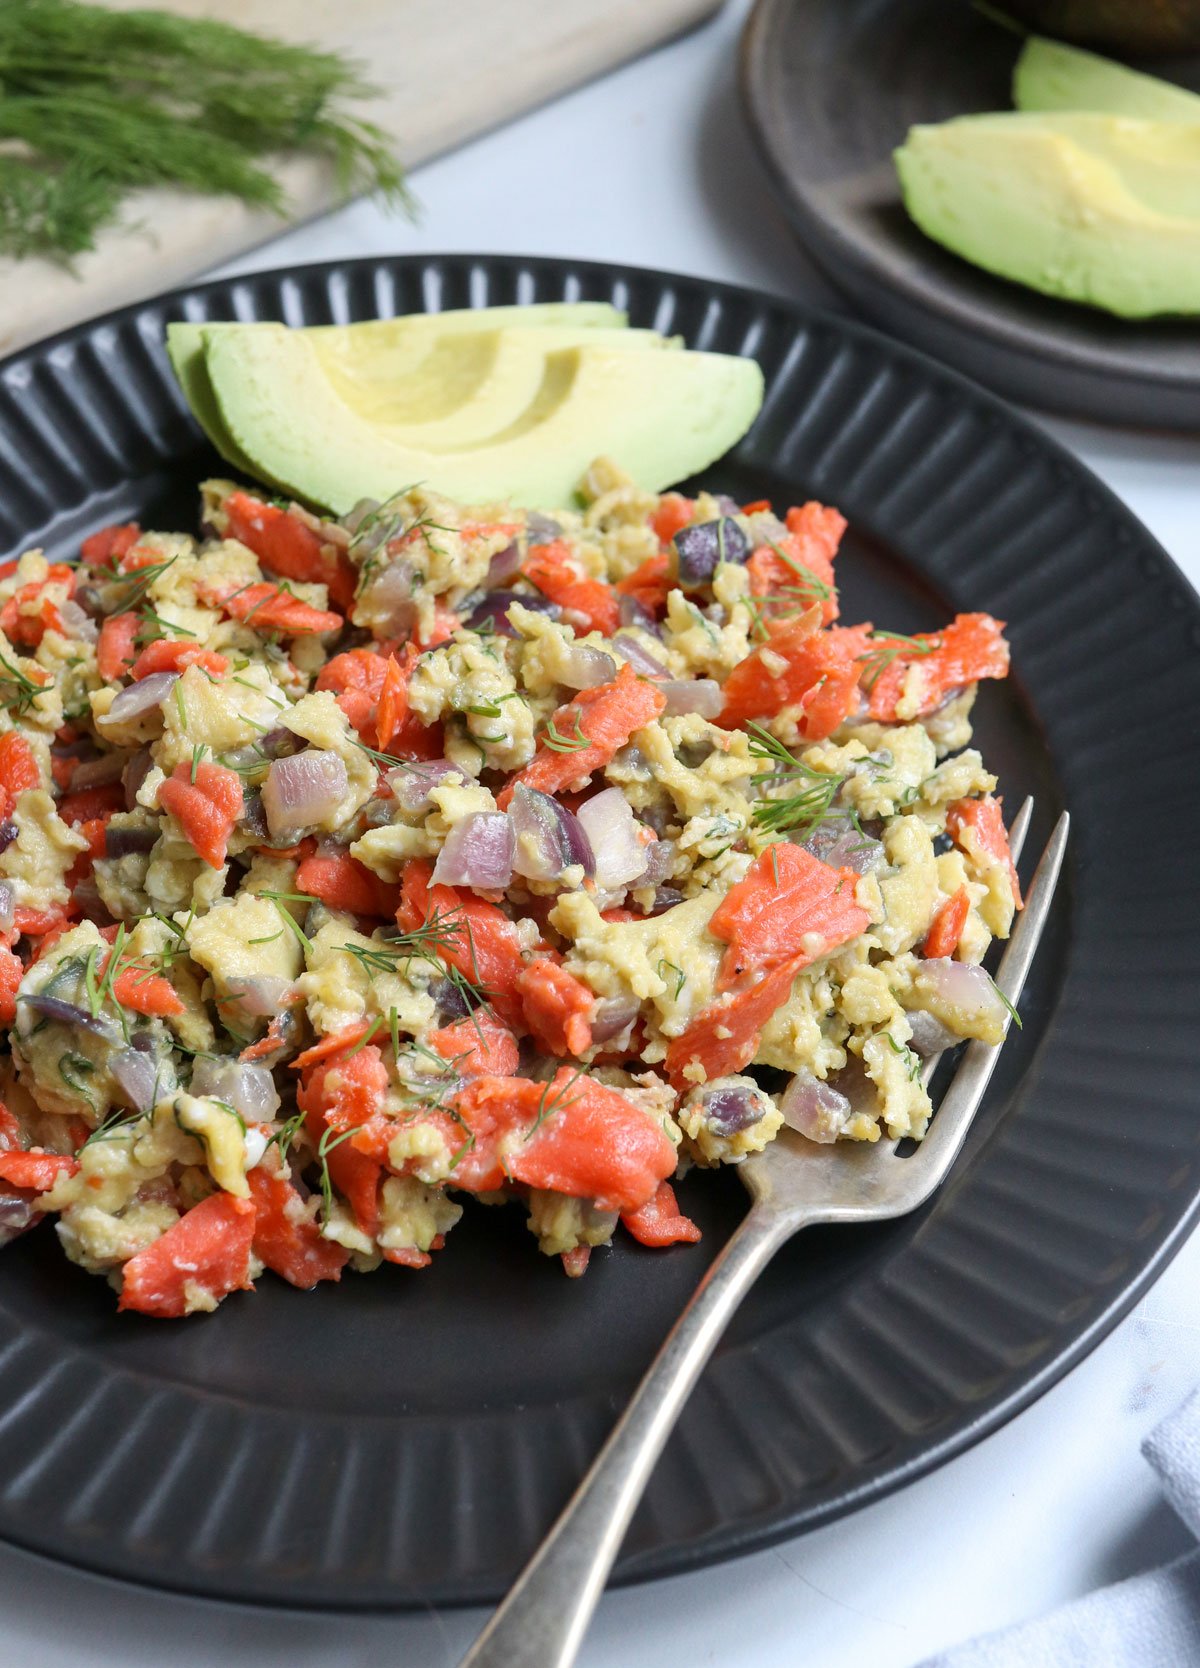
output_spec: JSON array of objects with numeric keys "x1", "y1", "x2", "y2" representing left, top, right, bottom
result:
[
  {"x1": 740, "y1": 0, "x2": 1200, "y2": 427},
  {"x1": 0, "y1": 254, "x2": 1196, "y2": 1609}
]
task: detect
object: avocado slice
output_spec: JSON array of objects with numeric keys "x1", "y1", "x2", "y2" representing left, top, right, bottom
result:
[
  {"x1": 202, "y1": 323, "x2": 764, "y2": 512},
  {"x1": 895, "y1": 117, "x2": 1200, "y2": 317},
  {"x1": 166, "y1": 302, "x2": 628, "y2": 476},
  {"x1": 316, "y1": 326, "x2": 679, "y2": 446},
  {"x1": 932, "y1": 112, "x2": 1200, "y2": 220},
  {"x1": 1014, "y1": 36, "x2": 1200, "y2": 122}
]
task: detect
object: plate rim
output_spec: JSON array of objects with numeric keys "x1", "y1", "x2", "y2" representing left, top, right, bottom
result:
[{"x1": 0, "y1": 249, "x2": 1197, "y2": 1609}]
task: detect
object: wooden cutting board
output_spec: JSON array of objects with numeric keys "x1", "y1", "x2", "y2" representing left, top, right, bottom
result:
[{"x1": 0, "y1": 0, "x2": 720, "y2": 357}]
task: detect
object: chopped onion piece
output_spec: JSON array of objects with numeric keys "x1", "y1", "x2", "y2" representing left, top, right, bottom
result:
[
  {"x1": 262, "y1": 749, "x2": 348, "y2": 839},
  {"x1": 617, "y1": 595, "x2": 663, "y2": 636},
  {"x1": 780, "y1": 1069, "x2": 854, "y2": 1143},
  {"x1": 0, "y1": 1194, "x2": 39, "y2": 1247},
  {"x1": 590, "y1": 996, "x2": 639, "y2": 1045},
  {"x1": 660, "y1": 679, "x2": 722, "y2": 719},
  {"x1": 224, "y1": 975, "x2": 294, "y2": 1017},
  {"x1": 98, "y1": 671, "x2": 178, "y2": 729},
  {"x1": 525, "y1": 512, "x2": 563, "y2": 547},
  {"x1": 802, "y1": 814, "x2": 885, "y2": 875},
  {"x1": 387, "y1": 758, "x2": 461, "y2": 815},
  {"x1": 0, "y1": 820, "x2": 16, "y2": 855},
  {"x1": 508, "y1": 787, "x2": 594, "y2": 882},
  {"x1": 905, "y1": 1008, "x2": 960, "y2": 1058},
  {"x1": 432, "y1": 812, "x2": 514, "y2": 890},
  {"x1": 123, "y1": 748, "x2": 154, "y2": 810},
  {"x1": 103, "y1": 825, "x2": 159, "y2": 860},
  {"x1": 671, "y1": 518, "x2": 749, "y2": 590},
  {"x1": 18, "y1": 993, "x2": 121, "y2": 1042},
  {"x1": 111, "y1": 1047, "x2": 159, "y2": 1112},
  {"x1": 362, "y1": 560, "x2": 417, "y2": 635},
  {"x1": 465, "y1": 590, "x2": 559, "y2": 637},
  {"x1": 486, "y1": 541, "x2": 522, "y2": 584},
  {"x1": 640, "y1": 838, "x2": 676, "y2": 887},
  {"x1": 0, "y1": 881, "x2": 13, "y2": 935},
  {"x1": 577, "y1": 789, "x2": 649, "y2": 889},
  {"x1": 694, "y1": 1078, "x2": 770, "y2": 1135},
  {"x1": 57, "y1": 599, "x2": 98, "y2": 643},
  {"x1": 558, "y1": 644, "x2": 616, "y2": 690},
  {"x1": 916, "y1": 958, "x2": 1010, "y2": 1038},
  {"x1": 190, "y1": 1057, "x2": 281, "y2": 1122},
  {"x1": 612, "y1": 633, "x2": 668, "y2": 677}
]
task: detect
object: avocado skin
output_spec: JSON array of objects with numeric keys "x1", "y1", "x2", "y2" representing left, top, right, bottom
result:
[
  {"x1": 895, "y1": 115, "x2": 1200, "y2": 318},
  {"x1": 1002, "y1": 0, "x2": 1200, "y2": 55}
]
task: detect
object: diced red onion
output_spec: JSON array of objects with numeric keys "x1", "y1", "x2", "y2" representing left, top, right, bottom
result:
[
  {"x1": 650, "y1": 885, "x2": 685, "y2": 915},
  {"x1": 123, "y1": 748, "x2": 154, "y2": 810},
  {"x1": 558, "y1": 644, "x2": 616, "y2": 691},
  {"x1": 905, "y1": 1008, "x2": 960, "y2": 1057},
  {"x1": 465, "y1": 590, "x2": 559, "y2": 637},
  {"x1": 509, "y1": 786, "x2": 594, "y2": 882},
  {"x1": 363, "y1": 561, "x2": 417, "y2": 635},
  {"x1": 0, "y1": 1194, "x2": 39, "y2": 1247},
  {"x1": 659, "y1": 679, "x2": 722, "y2": 719},
  {"x1": 618, "y1": 595, "x2": 663, "y2": 636},
  {"x1": 71, "y1": 879, "x2": 112, "y2": 927},
  {"x1": 612, "y1": 633, "x2": 668, "y2": 677},
  {"x1": 0, "y1": 820, "x2": 15, "y2": 855},
  {"x1": 387, "y1": 758, "x2": 460, "y2": 815},
  {"x1": 431, "y1": 976, "x2": 471, "y2": 1023},
  {"x1": 111, "y1": 1047, "x2": 159, "y2": 1112},
  {"x1": 590, "y1": 995, "x2": 640, "y2": 1045},
  {"x1": 103, "y1": 824, "x2": 159, "y2": 860},
  {"x1": 715, "y1": 494, "x2": 742, "y2": 517},
  {"x1": 917, "y1": 958, "x2": 1010, "y2": 1031},
  {"x1": 224, "y1": 975, "x2": 294, "y2": 1017},
  {"x1": 262, "y1": 749, "x2": 348, "y2": 838},
  {"x1": 577, "y1": 789, "x2": 649, "y2": 889},
  {"x1": 780, "y1": 1070, "x2": 854, "y2": 1143},
  {"x1": 431, "y1": 812, "x2": 514, "y2": 890},
  {"x1": 639, "y1": 839, "x2": 677, "y2": 889},
  {"x1": 56, "y1": 599, "x2": 98, "y2": 643},
  {"x1": 287, "y1": 501, "x2": 351, "y2": 551},
  {"x1": 19, "y1": 993, "x2": 122, "y2": 1042},
  {"x1": 525, "y1": 512, "x2": 562, "y2": 547},
  {"x1": 99, "y1": 672, "x2": 178, "y2": 728},
  {"x1": 0, "y1": 881, "x2": 13, "y2": 935},
  {"x1": 238, "y1": 793, "x2": 270, "y2": 842},
  {"x1": 486, "y1": 541, "x2": 522, "y2": 585},
  {"x1": 68, "y1": 752, "x2": 126, "y2": 791},
  {"x1": 672, "y1": 518, "x2": 749, "y2": 590},
  {"x1": 190, "y1": 1056, "x2": 282, "y2": 1121},
  {"x1": 802, "y1": 815, "x2": 884, "y2": 875},
  {"x1": 696, "y1": 1080, "x2": 768, "y2": 1135}
]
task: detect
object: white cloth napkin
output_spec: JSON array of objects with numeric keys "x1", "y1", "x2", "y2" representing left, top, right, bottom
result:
[{"x1": 916, "y1": 1389, "x2": 1200, "y2": 1667}]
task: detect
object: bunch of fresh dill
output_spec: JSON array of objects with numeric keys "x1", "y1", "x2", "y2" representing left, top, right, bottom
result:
[{"x1": 0, "y1": 0, "x2": 411, "y2": 263}]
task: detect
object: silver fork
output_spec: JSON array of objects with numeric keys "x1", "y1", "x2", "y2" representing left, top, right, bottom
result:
[{"x1": 460, "y1": 799, "x2": 1068, "y2": 1668}]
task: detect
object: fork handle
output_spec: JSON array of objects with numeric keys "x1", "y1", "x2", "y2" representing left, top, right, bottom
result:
[{"x1": 458, "y1": 1201, "x2": 791, "y2": 1668}]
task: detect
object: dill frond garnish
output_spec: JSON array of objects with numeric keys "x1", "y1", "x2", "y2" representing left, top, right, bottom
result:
[
  {"x1": 0, "y1": 0, "x2": 412, "y2": 264},
  {"x1": 856, "y1": 629, "x2": 939, "y2": 692},
  {"x1": 542, "y1": 714, "x2": 590, "y2": 753},
  {"x1": 745, "y1": 722, "x2": 846, "y2": 839},
  {"x1": 0, "y1": 648, "x2": 45, "y2": 717}
]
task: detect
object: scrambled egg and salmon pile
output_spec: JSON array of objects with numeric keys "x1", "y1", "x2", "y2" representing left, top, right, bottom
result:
[{"x1": 0, "y1": 462, "x2": 1021, "y2": 1316}]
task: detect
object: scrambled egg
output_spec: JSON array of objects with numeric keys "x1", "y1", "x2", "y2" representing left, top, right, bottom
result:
[{"x1": 0, "y1": 466, "x2": 1023, "y2": 1314}]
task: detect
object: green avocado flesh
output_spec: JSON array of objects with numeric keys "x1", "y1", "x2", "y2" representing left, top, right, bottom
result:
[
  {"x1": 1014, "y1": 36, "x2": 1200, "y2": 121},
  {"x1": 895, "y1": 112, "x2": 1200, "y2": 317},
  {"x1": 201, "y1": 322, "x2": 764, "y2": 512},
  {"x1": 166, "y1": 302, "x2": 627, "y2": 479}
]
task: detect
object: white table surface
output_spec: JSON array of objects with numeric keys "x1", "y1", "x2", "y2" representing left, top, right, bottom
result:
[{"x1": 8, "y1": 3, "x2": 1200, "y2": 1664}]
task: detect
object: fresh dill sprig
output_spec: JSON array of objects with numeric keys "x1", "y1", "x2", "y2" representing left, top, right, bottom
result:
[
  {"x1": 0, "y1": 647, "x2": 45, "y2": 717},
  {"x1": 542, "y1": 714, "x2": 590, "y2": 753},
  {"x1": 745, "y1": 722, "x2": 846, "y2": 839},
  {"x1": 527, "y1": 1068, "x2": 585, "y2": 1137},
  {"x1": 856, "y1": 629, "x2": 939, "y2": 692},
  {"x1": 0, "y1": 0, "x2": 412, "y2": 264}
]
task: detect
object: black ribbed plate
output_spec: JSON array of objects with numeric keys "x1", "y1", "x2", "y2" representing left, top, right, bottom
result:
[
  {"x1": 740, "y1": 0, "x2": 1200, "y2": 428},
  {"x1": 0, "y1": 254, "x2": 1197, "y2": 1610}
]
